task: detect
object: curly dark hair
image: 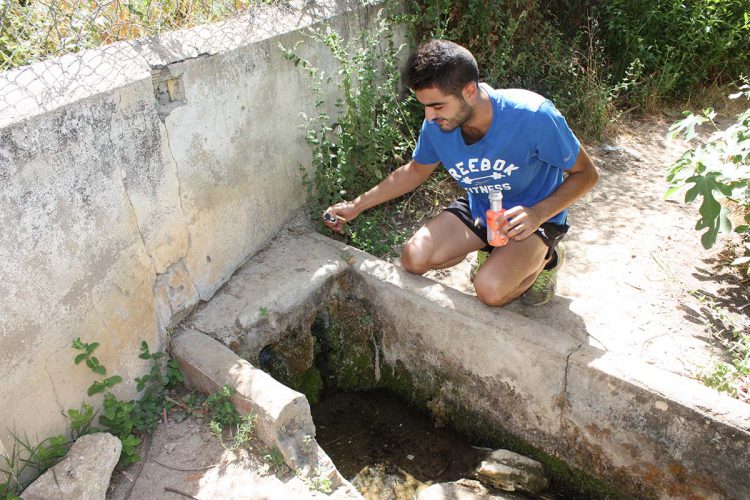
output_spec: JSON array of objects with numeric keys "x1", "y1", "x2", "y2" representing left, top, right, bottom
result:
[{"x1": 404, "y1": 39, "x2": 479, "y2": 96}]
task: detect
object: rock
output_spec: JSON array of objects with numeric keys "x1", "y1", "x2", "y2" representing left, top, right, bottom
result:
[
  {"x1": 476, "y1": 449, "x2": 548, "y2": 494},
  {"x1": 22, "y1": 432, "x2": 121, "y2": 500},
  {"x1": 417, "y1": 478, "x2": 523, "y2": 499}
]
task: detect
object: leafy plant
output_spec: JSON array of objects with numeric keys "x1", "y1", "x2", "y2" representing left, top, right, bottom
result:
[
  {"x1": 0, "y1": 430, "x2": 70, "y2": 497},
  {"x1": 210, "y1": 413, "x2": 257, "y2": 450},
  {"x1": 73, "y1": 337, "x2": 123, "y2": 396},
  {"x1": 297, "y1": 468, "x2": 333, "y2": 493},
  {"x1": 665, "y1": 84, "x2": 750, "y2": 252},
  {"x1": 71, "y1": 337, "x2": 180, "y2": 465},
  {"x1": 602, "y1": 0, "x2": 750, "y2": 107},
  {"x1": 282, "y1": 10, "x2": 422, "y2": 257},
  {"x1": 262, "y1": 447, "x2": 287, "y2": 472},
  {"x1": 204, "y1": 385, "x2": 241, "y2": 429},
  {"x1": 690, "y1": 290, "x2": 750, "y2": 400}
]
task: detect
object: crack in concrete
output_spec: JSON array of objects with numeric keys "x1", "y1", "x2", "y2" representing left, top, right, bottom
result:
[
  {"x1": 44, "y1": 363, "x2": 64, "y2": 414},
  {"x1": 559, "y1": 338, "x2": 587, "y2": 425},
  {"x1": 101, "y1": 97, "x2": 158, "y2": 275},
  {"x1": 157, "y1": 110, "x2": 201, "y2": 299},
  {"x1": 149, "y1": 53, "x2": 209, "y2": 72}
]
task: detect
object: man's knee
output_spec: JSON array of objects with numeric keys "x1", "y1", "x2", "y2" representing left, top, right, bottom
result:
[
  {"x1": 400, "y1": 241, "x2": 430, "y2": 275},
  {"x1": 473, "y1": 272, "x2": 515, "y2": 306}
]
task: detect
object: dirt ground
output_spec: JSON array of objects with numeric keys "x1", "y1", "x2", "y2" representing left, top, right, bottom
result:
[
  {"x1": 106, "y1": 415, "x2": 355, "y2": 500},
  {"x1": 423, "y1": 109, "x2": 749, "y2": 392}
]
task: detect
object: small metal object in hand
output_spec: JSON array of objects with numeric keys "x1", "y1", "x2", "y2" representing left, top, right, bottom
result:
[{"x1": 323, "y1": 212, "x2": 338, "y2": 223}]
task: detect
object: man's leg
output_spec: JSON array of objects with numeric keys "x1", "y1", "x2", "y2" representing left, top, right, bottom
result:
[
  {"x1": 472, "y1": 236, "x2": 549, "y2": 306},
  {"x1": 401, "y1": 211, "x2": 486, "y2": 275}
]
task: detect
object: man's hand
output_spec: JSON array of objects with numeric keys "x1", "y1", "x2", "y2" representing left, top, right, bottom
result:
[
  {"x1": 503, "y1": 205, "x2": 544, "y2": 241},
  {"x1": 323, "y1": 201, "x2": 360, "y2": 234}
]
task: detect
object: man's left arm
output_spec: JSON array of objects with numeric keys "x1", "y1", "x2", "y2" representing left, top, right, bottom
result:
[{"x1": 504, "y1": 146, "x2": 598, "y2": 240}]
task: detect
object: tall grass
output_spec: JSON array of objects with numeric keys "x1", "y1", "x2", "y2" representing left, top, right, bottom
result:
[{"x1": 0, "y1": 0, "x2": 274, "y2": 72}]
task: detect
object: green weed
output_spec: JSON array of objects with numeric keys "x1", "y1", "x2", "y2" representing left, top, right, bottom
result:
[
  {"x1": 298, "y1": 469, "x2": 333, "y2": 493},
  {"x1": 72, "y1": 337, "x2": 179, "y2": 465},
  {"x1": 262, "y1": 447, "x2": 287, "y2": 472},
  {"x1": 204, "y1": 385, "x2": 242, "y2": 429},
  {"x1": 209, "y1": 413, "x2": 257, "y2": 450},
  {"x1": 282, "y1": 10, "x2": 421, "y2": 258}
]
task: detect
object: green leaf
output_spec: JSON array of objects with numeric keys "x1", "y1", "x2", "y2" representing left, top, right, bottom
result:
[
  {"x1": 104, "y1": 375, "x2": 123, "y2": 388},
  {"x1": 74, "y1": 353, "x2": 87, "y2": 365},
  {"x1": 93, "y1": 365, "x2": 106, "y2": 375},
  {"x1": 664, "y1": 185, "x2": 682, "y2": 199},
  {"x1": 87, "y1": 382, "x2": 105, "y2": 397},
  {"x1": 86, "y1": 342, "x2": 100, "y2": 355},
  {"x1": 138, "y1": 341, "x2": 151, "y2": 359}
]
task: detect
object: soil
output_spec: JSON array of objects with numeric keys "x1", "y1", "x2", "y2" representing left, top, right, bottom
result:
[{"x1": 106, "y1": 413, "x2": 348, "y2": 500}]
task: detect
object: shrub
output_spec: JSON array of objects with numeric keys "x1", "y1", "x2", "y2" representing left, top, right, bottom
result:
[
  {"x1": 602, "y1": 0, "x2": 750, "y2": 107},
  {"x1": 400, "y1": 0, "x2": 613, "y2": 139}
]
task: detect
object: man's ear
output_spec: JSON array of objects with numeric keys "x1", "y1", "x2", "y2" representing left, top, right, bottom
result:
[{"x1": 462, "y1": 81, "x2": 479, "y2": 103}]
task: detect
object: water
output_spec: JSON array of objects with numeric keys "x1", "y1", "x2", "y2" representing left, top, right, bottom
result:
[{"x1": 311, "y1": 389, "x2": 487, "y2": 499}]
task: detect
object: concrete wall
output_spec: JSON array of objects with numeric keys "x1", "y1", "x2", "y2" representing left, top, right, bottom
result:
[{"x1": 0, "y1": 0, "x2": 389, "y2": 451}]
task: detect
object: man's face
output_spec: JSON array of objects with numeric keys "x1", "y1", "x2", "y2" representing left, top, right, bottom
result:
[{"x1": 415, "y1": 85, "x2": 473, "y2": 131}]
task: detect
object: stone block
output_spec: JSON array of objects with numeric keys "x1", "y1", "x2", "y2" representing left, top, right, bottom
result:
[
  {"x1": 171, "y1": 327, "x2": 346, "y2": 487},
  {"x1": 477, "y1": 449, "x2": 548, "y2": 494},
  {"x1": 22, "y1": 433, "x2": 121, "y2": 500}
]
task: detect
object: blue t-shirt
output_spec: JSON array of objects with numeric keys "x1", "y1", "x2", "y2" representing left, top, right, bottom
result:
[{"x1": 412, "y1": 85, "x2": 580, "y2": 226}]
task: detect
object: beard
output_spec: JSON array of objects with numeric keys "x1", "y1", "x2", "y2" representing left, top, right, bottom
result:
[{"x1": 436, "y1": 98, "x2": 474, "y2": 131}]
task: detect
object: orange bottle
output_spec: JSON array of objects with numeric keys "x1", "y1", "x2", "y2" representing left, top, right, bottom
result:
[{"x1": 486, "y1": 191, "x2": 508, "y2": 247}]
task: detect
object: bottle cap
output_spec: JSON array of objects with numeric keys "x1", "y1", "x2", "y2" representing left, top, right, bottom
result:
[{"x1": 488, "y1": 190, "x2": 503, "y2": 200}]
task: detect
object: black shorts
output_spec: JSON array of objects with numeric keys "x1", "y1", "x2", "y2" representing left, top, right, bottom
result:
[{"x1": 444, "y1": 197, "x2": 568, "y2": 259}]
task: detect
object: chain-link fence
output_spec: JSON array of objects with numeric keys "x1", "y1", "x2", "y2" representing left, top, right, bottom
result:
[{"x1": 0, "y1": 0, "x2": 279, "y2": 73}]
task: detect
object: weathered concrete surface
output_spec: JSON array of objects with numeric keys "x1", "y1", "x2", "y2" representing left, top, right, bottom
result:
[
  {"x1": 186, "y1": 229, "x2": 750, "y2": 498},
  {"x1": 184, "y1": 225, "x2": 349, "y2": 361},
  {"x1": 171, "y1": 327, "x2": 346, "y2": 488},
  {"x1": 0, "y1": 0, "x2": 395, "y2": 453},
  {"x1": 22, "y1": 432, "x2": 121, "y2": 500}
]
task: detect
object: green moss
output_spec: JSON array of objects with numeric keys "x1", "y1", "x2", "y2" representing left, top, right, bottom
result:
[
  {"x1": 433, "y1": 399, "x2": 629, "y2": 500},
  {"x1": 312, "y1": 300, "x2": 379, "y2": 393},
  {"x1": 290, "y1": 365, "x2": 324, "y2": 404},
  {"x1": 370, "y1": 352, "x2": 625, "y2": 498}
]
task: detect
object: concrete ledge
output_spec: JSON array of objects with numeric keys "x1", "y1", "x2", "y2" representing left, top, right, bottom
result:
[
  {"x1": 171, "y1": 328, "x2": 346, "y2": 487},
  {"x1": 186, "y1": 226, "x2": 350, "y2": 359},
  {"x1": 173, "y1": 229, "x2": 750, "y2": 497},
  {"x1": 314, "y1": 233, "x2": 750, "y2": 498}
]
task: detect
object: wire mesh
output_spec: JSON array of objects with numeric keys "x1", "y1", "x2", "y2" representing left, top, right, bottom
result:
[{"x1": 0, "y1": 0, "x2": 276, "y2": 73}]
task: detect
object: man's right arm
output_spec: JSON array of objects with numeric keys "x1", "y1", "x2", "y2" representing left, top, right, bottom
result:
[{"x1": 324, "y1": 160, "x2": 439, "y2": 233}]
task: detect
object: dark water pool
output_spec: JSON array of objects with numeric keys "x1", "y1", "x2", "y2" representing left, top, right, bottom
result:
[{"x1": 311, "y1": 389, "x2": 490, "y2": 499}]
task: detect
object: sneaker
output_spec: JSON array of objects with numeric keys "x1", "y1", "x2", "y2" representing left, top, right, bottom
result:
[
  {"x1": 470, "y1": 250, "x2": 490, "y2": 281},
  {"x1": 520, "y1": 242, "x2": 566, "y2": 306}
]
